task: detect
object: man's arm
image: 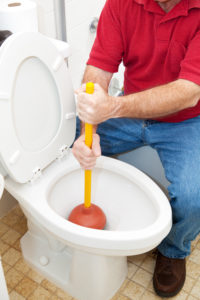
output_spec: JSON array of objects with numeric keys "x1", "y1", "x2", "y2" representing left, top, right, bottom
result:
[
  {"x1": 79, "y1": 65, "x2": 113, "y2": 133},
  {"x1": 72, "y1": 65, "x2": 113, "y2": 169},
  {"x1": 116, "y1": 79, "x2": 200, "y2": 119},
  {"x1": 77, "y1": 79, "x2": 200, "y2": 124},
  {"x1": 82, "y1": 65, "x2": 112, "y2": 91}
]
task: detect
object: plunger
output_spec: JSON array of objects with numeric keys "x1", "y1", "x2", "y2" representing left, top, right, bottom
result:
[{"x1": 68, "y1": 82, "x2": 106, "y2": 229}]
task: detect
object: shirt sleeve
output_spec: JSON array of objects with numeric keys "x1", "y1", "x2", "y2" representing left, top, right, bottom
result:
[
  {"x1": 178, "y1": 30, "x2": 200, "y2": 86},
  {"x1": 87, "y1": 0, "x2": 124, "y2": 73}
]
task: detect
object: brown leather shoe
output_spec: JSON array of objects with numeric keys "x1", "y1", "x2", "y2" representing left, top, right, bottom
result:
[{"x1": 153, "y1": 252, "x2": 186, "y2": 297}]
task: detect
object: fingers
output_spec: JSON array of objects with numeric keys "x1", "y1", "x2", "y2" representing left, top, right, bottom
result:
[
  {"x1": 76, "y1": 83, "x2": 108, "y2": 124},
  {"x1": 92, "y1": 134, "x2": 101, "y2": 157},
  {"x1": 72, "y1": 133, "x2": 101, "y2": 169},
  {"x1": 75, "y1": 83, "x2": 86, "y2": 94},
  {"x1": 77, "y1": 94, "x2": 99, "y2": 124}
]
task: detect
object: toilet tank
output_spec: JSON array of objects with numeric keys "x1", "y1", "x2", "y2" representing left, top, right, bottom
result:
[{"x1": 118, "y1": 146, "x2": 170, "y2": 190}]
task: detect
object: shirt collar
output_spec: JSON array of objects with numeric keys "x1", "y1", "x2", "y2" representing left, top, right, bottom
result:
[
  {"x1": 133, "y1": 0, "x2": 200, "y2": 19},
  {"x1": 188, "y1": 0, "x2": 200, "y2": 9}
]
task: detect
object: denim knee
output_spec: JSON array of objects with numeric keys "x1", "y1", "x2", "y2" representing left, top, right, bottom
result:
[{"x1": 169, "y1": 179, "x2": 200, "y2": 221}]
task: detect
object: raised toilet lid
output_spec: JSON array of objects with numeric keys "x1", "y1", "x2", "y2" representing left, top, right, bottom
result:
[{"x1": 0, "y1": 32, "x2": 76, "y2": 183}]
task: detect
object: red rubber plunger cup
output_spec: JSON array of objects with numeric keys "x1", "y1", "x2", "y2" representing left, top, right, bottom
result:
[
  {"x1": 68, "y1": 204, "x2": 106, "y2": 229},
  {"x1": 68, "y1": 82, "x2": 106, "y2": 230}
]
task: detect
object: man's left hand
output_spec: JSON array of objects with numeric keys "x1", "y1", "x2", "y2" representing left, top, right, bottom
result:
[{"x1": 76, "y1": 83, "x2": 117, "y2": 124}]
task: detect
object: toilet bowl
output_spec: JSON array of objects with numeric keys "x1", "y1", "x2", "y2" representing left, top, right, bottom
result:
[{"x1": 0, "y1": 32, "x2": 172, "y2": 300}]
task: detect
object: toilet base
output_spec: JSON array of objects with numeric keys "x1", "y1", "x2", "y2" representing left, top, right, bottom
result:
[{"x1": 21, "y1": 229, "x2": 128, "y2": 300}]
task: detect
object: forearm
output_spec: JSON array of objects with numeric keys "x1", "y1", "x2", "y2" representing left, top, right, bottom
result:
[
  {"x1": 82, "y1": 65, "x2": 112, "y2": 91},
  {"x1": 112, "y1": 79, "x2": 200, "y2": 119},
  {"x1": 81, "y1": 65, "x2": 113, "y2": 133}
]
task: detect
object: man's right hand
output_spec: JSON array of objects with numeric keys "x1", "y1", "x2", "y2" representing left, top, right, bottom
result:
[{"x1": 72, "y1": 133, "x2": 101, "y2": 169}]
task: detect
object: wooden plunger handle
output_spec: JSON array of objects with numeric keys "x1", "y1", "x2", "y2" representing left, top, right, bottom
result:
[{"x1": 84, "y1": 82, "x2": 94, "y2": 208}]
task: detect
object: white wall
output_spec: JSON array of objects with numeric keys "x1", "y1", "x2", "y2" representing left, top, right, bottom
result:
[{"x1": 65, "y1": 0, "x2": 106, "y2": 90}]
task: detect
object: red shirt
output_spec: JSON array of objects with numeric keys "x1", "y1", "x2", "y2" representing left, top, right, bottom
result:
[{"x1": 87, "y1": 0, "x2": 200, "y2": 122}]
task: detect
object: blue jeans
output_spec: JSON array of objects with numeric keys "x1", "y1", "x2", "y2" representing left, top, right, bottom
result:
[{"x1": 76, "y1": 116, "x2": 200, "y2": 259}]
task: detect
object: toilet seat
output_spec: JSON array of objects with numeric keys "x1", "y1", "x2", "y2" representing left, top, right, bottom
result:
[
  {"x1": 5, "y1": 151, "x2": 172, "y2": 256},
  {"x1": 0, "y1": 32, "x2": 76, "y2": 183}
]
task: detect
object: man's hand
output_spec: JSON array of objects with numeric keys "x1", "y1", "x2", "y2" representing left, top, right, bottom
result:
[
  {"x1": 72, "y1": 133, "x2": 101, "y2": 169},
  {"x1": 76, "y1": 83, "x2": 118, "y2": 124}
]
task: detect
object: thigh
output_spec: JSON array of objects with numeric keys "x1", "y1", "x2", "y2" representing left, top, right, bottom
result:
[{"x1": 75, "y1": 117, "x2": 145, "y2": 156}]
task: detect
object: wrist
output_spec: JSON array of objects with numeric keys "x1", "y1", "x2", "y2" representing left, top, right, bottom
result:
[{"x1": 108, "y1": 95, "x2": 123, "y2": 119}]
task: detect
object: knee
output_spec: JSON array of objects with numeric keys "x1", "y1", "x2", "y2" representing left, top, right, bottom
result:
[{"x1": 169, "y1": 179, "x2": 200, "y2": 219}]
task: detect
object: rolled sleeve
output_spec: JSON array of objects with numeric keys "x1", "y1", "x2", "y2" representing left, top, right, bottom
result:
[{"x1": 179, "y1": 30, "x2": 200, "y2": 86}]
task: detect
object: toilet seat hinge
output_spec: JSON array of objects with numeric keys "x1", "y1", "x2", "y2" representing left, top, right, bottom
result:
[
  {"x1": 30, "y1": 167, "x2": 42, "y2": 183},
  {"x1": 57, "y1": 145, "x2": 69, "y2": 160}
]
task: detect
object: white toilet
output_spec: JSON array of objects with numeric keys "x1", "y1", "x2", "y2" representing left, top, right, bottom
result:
[{"x1": 0, "y1": 32, "x2": 172, "y2": 300}]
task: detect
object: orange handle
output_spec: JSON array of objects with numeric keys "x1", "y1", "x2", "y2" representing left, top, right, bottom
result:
[{"x1": 84, "y1": 82, "x2": 95, "y2": 208}]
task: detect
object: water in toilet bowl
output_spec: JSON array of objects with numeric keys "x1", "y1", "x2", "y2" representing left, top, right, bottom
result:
[{"x1": 48, "y1": 167, "x2": 158, "y2": 232}]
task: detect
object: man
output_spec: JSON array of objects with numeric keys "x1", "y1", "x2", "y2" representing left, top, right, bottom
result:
[{"x1": 72, "y1": 0, "x2": 200, "y2": 297}]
